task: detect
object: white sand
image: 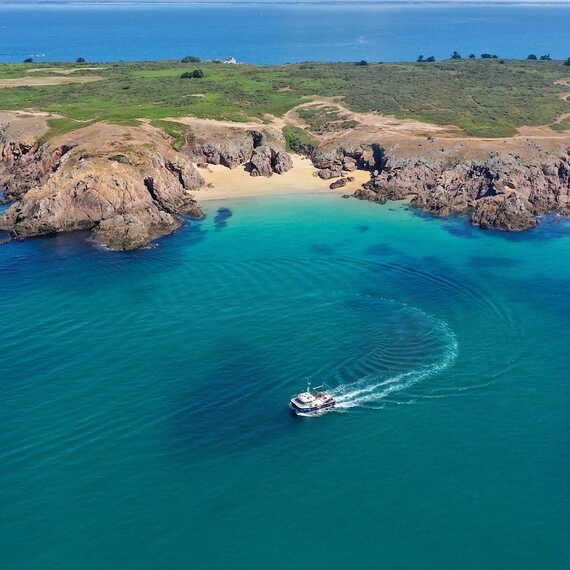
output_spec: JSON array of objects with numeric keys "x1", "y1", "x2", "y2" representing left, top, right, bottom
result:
[{"x1": 194, "y1": 155, "x2": 370, "y2": 201}]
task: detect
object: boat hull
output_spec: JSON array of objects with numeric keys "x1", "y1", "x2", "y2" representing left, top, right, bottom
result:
[{"x1": 289, "y1": 400, "x2": 335, "y2": 416}]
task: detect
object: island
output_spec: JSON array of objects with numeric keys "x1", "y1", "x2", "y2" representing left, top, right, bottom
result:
[{"x1": 1, "y1": 57, "x2": 569, "y2": 250}]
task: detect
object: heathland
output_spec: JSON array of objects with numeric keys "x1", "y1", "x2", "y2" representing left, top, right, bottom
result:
[{"x1": 0, "y1": 58, "x2": 569, "y2": 141}]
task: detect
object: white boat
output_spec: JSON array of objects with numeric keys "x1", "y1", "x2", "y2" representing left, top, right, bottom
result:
[{"x1": 289, "y1": 384, "x2": 335, "y2": 416}]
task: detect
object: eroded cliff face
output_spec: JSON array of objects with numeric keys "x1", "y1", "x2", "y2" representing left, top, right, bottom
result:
[
  {"x1": 186, "y1": 127, "x2": 294, "y2": 177},
  {"x1": 0, "y1": 122, "x2": 205, "y2": 250},
  {"x1": 338, "y1": 145, "x2": 570, "y2": 231}
]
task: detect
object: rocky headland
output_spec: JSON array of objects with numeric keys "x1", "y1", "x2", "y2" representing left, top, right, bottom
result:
[{"x1": 1, "y1": 109, "x2": 569, "y2": 250}]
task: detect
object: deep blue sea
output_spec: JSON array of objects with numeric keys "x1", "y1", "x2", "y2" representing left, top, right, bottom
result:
[
  {"x1": 1, "y1": 195, "x2": 569, "y2": 569},
  {"x1": 0, "y1": 2, "x2": 569, "y2": 63}
]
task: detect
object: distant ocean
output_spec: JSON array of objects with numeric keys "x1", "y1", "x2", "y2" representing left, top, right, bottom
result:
[{"x1": 0, "y1": 2, "x2": 569, "y2": 63}]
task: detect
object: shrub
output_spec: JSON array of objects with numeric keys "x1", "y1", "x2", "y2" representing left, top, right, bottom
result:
[
  {"x1": 451, "y1": 51, "x2": 462, "y2": 60},
  {"x1": 481, "y1": 53, "x2": 498, "y2": 59},
  {"x1": 417, "y1": 55, "x2": 424, "y2": 63},
  {"x1": 23, "y1": 57, "x2": 33, "y2": 63},
  {"x1": 527, "y1": 54, "x2": 538, "y2": 60},
  {"x1": 180, "y1": 69, "x2": 204, "y2": 79},
  {"x1": 282, "y1": 126, "x2": 317, "y2": 156},
  {"x1": 355, "y1": 60, "x2": 368, "y2": 66},
  {"x1": 469, "y1": 54, "x2": 476, "y2": 59},
  {"x1": 181, "y1": 56, "x2": 201, "y2": 63},
  {"x1": 76, "y1": 57, "x2": 86, "y2": 63},
  {"x1": 425, "y1": 56, "x2": 436, "y2": 63},
  {"x1": 108, "y1": 154, "x2": 129, "y2": 164},
  {"x1": 539, "y1": 54, "x2": 552, "y2": 61},
  {"x1": 565, "y1": 58, "x2": 570, "y2": 67}
]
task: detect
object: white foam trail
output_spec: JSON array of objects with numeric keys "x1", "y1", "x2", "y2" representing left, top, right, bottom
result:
[{"x1": 331, "y1": 321, "x2": 458, "y2": 410}]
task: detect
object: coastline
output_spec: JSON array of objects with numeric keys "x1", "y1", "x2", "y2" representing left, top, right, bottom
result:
[{"x1": 196, "y1": 155, "x2": 371, "y2": 201}]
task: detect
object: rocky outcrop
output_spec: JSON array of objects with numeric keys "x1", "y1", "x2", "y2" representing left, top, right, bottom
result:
[
  {"x1": 0, "y1": 131, "x2": 72, "y2": 201},
  {"x1": 247, "y1": 145, "x2": 293, "y2": 177},
  {"x1": 329, "y1": 177, "x2": 353, "y2": 190},
  {"x1": 187, "y1": 129, "x2": 293, "y2": 177},
  {"x1": 311, "y1": 144, "x2": 374, "y2": 180},
  {"x1": 0, "y1": 124, "x2": 205, "y2": 250},
  {"x1": 186, "y1": 130, "x2": 261, "y2": 169},
  {"x1": 354, "y1": 149, "x2": 570, "y2": 231}
]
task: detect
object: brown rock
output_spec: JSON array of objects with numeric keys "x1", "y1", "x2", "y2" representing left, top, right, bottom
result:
[
  {"x1": 248, "y1": 145, "x2": 293, "y2": 177},
  {"x1": 0, "y1": 123, "x2": 205, "y2": 250}
]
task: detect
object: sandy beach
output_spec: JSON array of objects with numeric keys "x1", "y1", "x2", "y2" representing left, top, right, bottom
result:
[{"x1": 194, "y1": 155, "x2": 371, "y2": 201}]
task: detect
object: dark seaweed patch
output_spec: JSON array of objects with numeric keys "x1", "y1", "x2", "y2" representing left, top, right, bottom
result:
[
  {"x1": 365, "y1": 242, "x2": 400, "y2": 257},
  {"x1": 214, "y1": 207, "x2": 233, "y2": 230},
  {"x1": 356, "y1": 225, "x2": 370, "y2": 232},
  {"x1": 310, "y1": 243, "x2": 336, "y2": 256},
  {"x1": 442, "y1": 220, "x2": 480, "y2": 239}
]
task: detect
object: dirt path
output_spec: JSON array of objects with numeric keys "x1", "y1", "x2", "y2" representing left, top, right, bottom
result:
[
  {"x1": 0, "y1": 76, "x2": 102, "y2": 88},
  {"x1": 25, "y1": 67, "x2": 107, "y2": 75}
]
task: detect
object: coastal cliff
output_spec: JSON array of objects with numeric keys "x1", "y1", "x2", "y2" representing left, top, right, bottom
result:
[
  {"x1": 307, "y1": 142, "x2": 570, "y2": 230},
  {"x1": 352, "y1": 149, "x2": 570, "y2": 231},
  {"x1": 0, "y1": 122, "x2": 205, "y2": 250},
  {"x1": 1, "y1": 113, "x2": 569, "y2": 250}
]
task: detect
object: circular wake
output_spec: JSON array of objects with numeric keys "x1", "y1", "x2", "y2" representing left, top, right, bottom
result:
[
  {"x1": 296, "y1": 296, "x2": 459, "y2": 412},
  {"x1": 331, "y1": 316, "x2": 458, "y2": 410}
]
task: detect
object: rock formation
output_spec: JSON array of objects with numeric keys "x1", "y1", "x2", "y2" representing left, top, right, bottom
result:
[
  {"x1": 1, "y1": 110, "x2": 569, "y2": 250},
  {"x1": 311, "y1": 144, "x2": 374, "y2": 180},
  {"x1": 353, "y1": 149, "x2": 570, "y2": 231},
  {"x1": 247, "y1": 145, "x2": 293, "y2": 177},
  {"x1": 187, "y1": 128, "x2": 293, "y2": 177},
  {"x1": 0, "y1": 122, "x2": 204, "y2": 250},
  {"x1": 329, "y1": 177, "x2": 353, "y2": 190}
]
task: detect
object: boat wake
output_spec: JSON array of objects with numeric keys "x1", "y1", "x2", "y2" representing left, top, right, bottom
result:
[{"x1": 330, "y1": 313, "x2": 459, "y2": 411}]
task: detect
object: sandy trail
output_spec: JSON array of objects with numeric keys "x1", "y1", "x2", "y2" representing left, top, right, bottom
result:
[
  {"x1": 0, "y1": 76, "x2": 102, "y2": 88},
  {"x1": 25, "y1": 67, "x2": 107, "y2": 75}
]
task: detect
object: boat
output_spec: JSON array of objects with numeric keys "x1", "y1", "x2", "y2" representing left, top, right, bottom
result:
[{"x1": 289, "y1": 383, "x2": 335, "y2": 416}]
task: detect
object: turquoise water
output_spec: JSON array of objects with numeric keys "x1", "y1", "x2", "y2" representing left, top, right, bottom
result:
[
  {"x1": 1, "y1": 195, "x2": 568, "y2": 569},
  {"x1": 1, "y1": 3, "x2": 569, "y2": 63}
]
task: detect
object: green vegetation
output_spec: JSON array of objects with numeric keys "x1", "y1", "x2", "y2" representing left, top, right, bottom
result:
[
  {"x1": 180, "y1": 69, "x2": 204, "y2": 79},
  {"x1": 551, "y1": 117, "x2": 570, "y2": 132},
  {"x1": 282, "y1": 125, "x2": 318, "y2": 155},
  {"x1": 0, "y1": 58, "x2": 568, "y2": 139},
  {"x1": 39, "y1": 118, "x2": 95, "y2": 143},
  {"x1": 181, "y1": 56, "x2": 201, "y2": 63},
  {"x1": 297, "y1": 105, "x2": 358, "y2": 134},
  {"x1": 149, "y1": 119, "x2": 189, "y2": 151},
  {"x1": 108, "y1": 154, "x2": 130, "y2": 164}
]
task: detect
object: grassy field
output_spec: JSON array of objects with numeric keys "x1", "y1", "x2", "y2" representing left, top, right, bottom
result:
[{"x1": 0, "y1": 59, "x2": 569, "y2": 139}]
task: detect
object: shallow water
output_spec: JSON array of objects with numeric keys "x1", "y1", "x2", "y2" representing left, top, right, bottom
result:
[
  {"x1": 1, "y1": 195, "x2": 568, "y2": 569},
  {"x1": 1, "y1": 3, "x2": 569, "y2": 63}
]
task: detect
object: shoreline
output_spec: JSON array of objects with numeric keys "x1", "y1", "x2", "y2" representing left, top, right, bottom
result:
[{"x1": 195, "y1": 155, "x2": 371, "y2": 201}]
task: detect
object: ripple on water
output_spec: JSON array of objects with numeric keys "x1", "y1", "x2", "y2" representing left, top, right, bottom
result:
[{"x1": 1, "y1": 242, "x2": 526, "y2": 464}]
